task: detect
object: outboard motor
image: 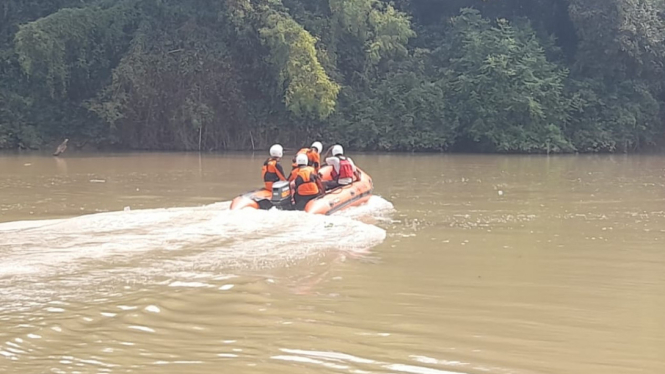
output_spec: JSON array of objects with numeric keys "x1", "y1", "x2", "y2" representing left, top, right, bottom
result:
[{"x1": 270, "y1": 181, "x2": 292, "y2": 210}]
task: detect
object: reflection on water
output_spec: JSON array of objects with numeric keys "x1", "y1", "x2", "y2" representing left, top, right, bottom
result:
[{"x1": 1, "y1": 152, "x2": 665, "y2": 374}]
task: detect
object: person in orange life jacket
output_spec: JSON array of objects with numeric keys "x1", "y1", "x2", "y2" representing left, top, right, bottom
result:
[
  {"x1": 290, "y1": 153, "x2": 324, "y2": 211},
  {"x1": 262, "y1": 144, "x2": 287, "y2": 191},
  {"x1": 324, "y1": 144, "x2": 359, "y2": 191},
  {"x1": 288, "y1": 141, "x2": 322, "y2": 182},
  {"x1": 291, "y1": 141, "x2": 323, "y2": 173}
]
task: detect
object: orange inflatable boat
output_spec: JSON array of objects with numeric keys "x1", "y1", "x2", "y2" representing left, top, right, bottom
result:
[{"x1": 230, "y1": 165, "x2": 373, "y2": 215}]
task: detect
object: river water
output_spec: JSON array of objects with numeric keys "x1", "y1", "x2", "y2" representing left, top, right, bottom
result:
[{"x1": 1, "y1": 152, "x2": 664, "y2": 374}]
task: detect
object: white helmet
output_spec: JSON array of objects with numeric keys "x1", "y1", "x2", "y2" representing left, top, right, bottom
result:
[
  {"x1": 331, "y1": 144, "x2": 344, "y2": 156},
  {"x1": 311, "y1": 141, "x2": 323, "y2": 153},
  {"x1": 269, "y1": 144, "x2": 283, "y2": 158},
  {"x1": 296, "y1": 153, "x2": 308, "y2": 166}
]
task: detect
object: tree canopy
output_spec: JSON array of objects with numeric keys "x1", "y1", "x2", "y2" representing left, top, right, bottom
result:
[{"x1": 1, "y1": 0, "x2": 664, "y2": 153}]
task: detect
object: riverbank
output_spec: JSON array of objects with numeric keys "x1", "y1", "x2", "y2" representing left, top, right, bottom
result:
[{"x1": 3, "y1": 142, "x2": 665, "y2": 156}]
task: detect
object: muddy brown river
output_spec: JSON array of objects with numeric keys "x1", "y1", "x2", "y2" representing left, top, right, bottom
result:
[{"x1": 1, "y1": 152, "x2": 664, "y2": 374}]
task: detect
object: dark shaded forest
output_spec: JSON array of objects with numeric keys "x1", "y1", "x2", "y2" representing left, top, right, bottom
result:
[{"x1": 1, "y1": 0, "x2": 665, "y2": 153}]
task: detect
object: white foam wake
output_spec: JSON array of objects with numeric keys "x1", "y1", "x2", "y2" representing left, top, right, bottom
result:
[{"x1": 0, "y1": 197, "x2": 393, "y2": 312}]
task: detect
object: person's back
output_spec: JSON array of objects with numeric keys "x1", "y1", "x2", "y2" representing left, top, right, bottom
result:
[
  {"x1": 290, "y1": 154, "x2": 323, "y2": 210},
  {"x1": 308, "y1": 149, "x2": 321, "y2": 172},
  {"x1": 291, "y1": 147, "x2": 310, "y2": 170},
  {"x1": 335, "y1": 155, "x2": 355, "y2": 185},
  {"x1": 308, "y1": 141, "x2": 322, "y2": 172},
  {"x1": 291, "y1": 141, "x2": 323, "y2": 172},
  {"x1": 263, "y1": 144, "x2": 286, "y2": 190},
  {"x1": 325, "y1": 144, "x2": 356, "y2": 190}
]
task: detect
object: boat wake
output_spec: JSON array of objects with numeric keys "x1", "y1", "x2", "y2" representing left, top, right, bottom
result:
[{"x1": 0, "y1": 196, "x2": 393, "y2": 312}]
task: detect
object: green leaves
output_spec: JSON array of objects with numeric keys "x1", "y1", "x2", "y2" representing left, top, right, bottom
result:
[
  {"x1": 569, "y1": 0, "x2": 665, "y2": 84},
  {"x1": 14, "y1": 1, "x2": 140, "y2": 98},
  {"x1": 330, "y1": 0, "x2": 415, "y2": 72},
  {"x1": 227, "y1": 0, "x2": 340, "y2": 119},
  {"x1": 2, "y1": 0, "x2": 665, "y2": 152},
  {"x1": 87, "y1": 11, "x2": 249, "y2": 150},
  {"x1": 435, "y1": 9, "x2": 572, "y2": 153},
  {"x1": 258, "y1": 8, "x2": 340, "y2": 119},
  {"x1": 566, "y1": 78, "x2": 661, "y2": 152}
]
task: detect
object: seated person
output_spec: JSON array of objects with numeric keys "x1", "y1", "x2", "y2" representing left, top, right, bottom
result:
[
  {"x1": 324, "y1": 144, "x2": 358, "y2": 190},
  {"x1": 291, "y1": 141, "x2": 323, "y2": 172},
  {"x1": 262, "y1": 144, "x2": 287, "y2": 190},
  {"x1": 290, "y1": 153, "x2": 324, "y2": 210}
]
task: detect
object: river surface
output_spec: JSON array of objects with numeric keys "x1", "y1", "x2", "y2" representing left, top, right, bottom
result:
[{"x1": 1, "y1": 152, "x2": 664, "y2": 374}]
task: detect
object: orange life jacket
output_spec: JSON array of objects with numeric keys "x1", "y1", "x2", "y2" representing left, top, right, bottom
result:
[
  {"x1": 292, "y1": 148, "x2": 310, "y2": 168},
  {"x1": 262, "y1": 157, "x2": 286, "y2": 190},
  {"x1": 293, "y1": 166, "x2": 320, "y2": 196},
  {"x1": 309, "y1": 151, "x2": 321, "y2": 172},
  {"x1": 291, "y1": 148, "x2": 320, "y2": 171}
]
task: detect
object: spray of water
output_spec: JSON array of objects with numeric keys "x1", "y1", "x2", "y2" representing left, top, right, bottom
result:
[{"x1": 0, "y1": 196, "x2": 394, "y2": 312}]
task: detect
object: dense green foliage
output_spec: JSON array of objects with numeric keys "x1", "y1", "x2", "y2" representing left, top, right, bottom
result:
[{"x1": 2, "y1": 0, "x2": 665, "y2": 152}]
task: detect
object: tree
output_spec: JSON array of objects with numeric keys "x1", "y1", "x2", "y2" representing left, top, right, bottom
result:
[
  {"x1": 2, "y1": 0, "x2": 665, "y2": 152},
  {"x1": 438, "y1": 9, "x2": 572, "y2": 153}
]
